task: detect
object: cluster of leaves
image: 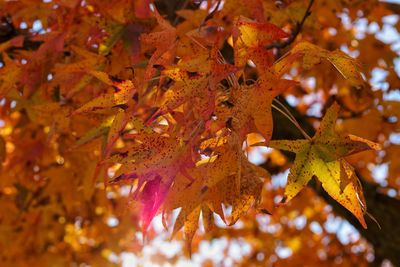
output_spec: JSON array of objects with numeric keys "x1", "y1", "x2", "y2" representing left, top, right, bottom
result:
[{"x1": 0, "y1": 0, "x2": 399, "y2": 266}]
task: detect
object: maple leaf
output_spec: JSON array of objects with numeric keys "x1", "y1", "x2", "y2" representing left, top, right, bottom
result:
[
  {"x1": 273, "y1": 41, "x2": 365, "y2": 86},
  {"x1": 76, "y1": 108, "x2": 137, "y2": 157},
  {"x1": 229, "y1": 71, "x2": 297, "y2": 141},
  {"x1": 0, "y1": 35, "x2": 24, "y2": 53},
  {"x1": 108, "y1": 133, "x2": 190, "y2": 182},
  {"x1": 160, "y1": 67, "x2": 209, "y2": 114},
  {"x1": 51, "y1": 45, "x2": 106, "y2": 99},
  {"x1": 106, "y1": 130, "x2": 193, "y2": 230},
  {"x1": 103, "y1": 109, "x2": 134, "y2": 157},
  {"x1": 163, "y1": 133, "x2": 268, "y2": 252},
  {"x1": 75, "y1": 116, "x2": 114, "y2": 146},
  {"x1": 155, "y1": 45, "x2": 236, "y2": 121},
  {"x1": 73, "y1": 71, "x2": 136, "y2": 114},
  {"x1": 268, "y1": 102, "x2": 380, "y2": 228},
  {"x1": 140, "y1": 176, "x2": 173, "y2": 233},
  {"x1": 208, "y1": 43, "x2": 239, "y2": 90},
  {"x1": 20, "y1": 32, "x2": 65, "y2": 96},
  {"x1": 25, "y1": 101, "x2": 72, "y2": 136},
  {"x1": 232, "y1": 16, "x2": 289, "y2": 69},
  {"x1": 134, "y1": 0, "x2": 151, "y2": 19},
  {"x1": 0, "y1": 53, "x2": 21, "y2": 97},
  {"x1": 140, "y1": 8, "x2": 177, "y2": 81}
]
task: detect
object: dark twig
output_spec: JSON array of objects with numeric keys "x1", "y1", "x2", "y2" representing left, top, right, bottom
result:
[
  {"x1": 199, "y1": 0, "x2": 222, "y2": 29},
  {"x1": 173, "y1": 0, "x2": 190, "y2": 26},
  {"x1": 266, "y1": 0, "x2": 314, "y2": 50},
  {"x1": 0, "y1": 16, "x2": 16, "y2": 43}
]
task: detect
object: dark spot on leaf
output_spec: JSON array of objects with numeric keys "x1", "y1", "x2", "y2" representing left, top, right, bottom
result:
[
  {"x1": 132, "y1": 92, "x2": 139, "y2": 102},
  {"x1": 109, "y1": 75, "x2": 123, "y2": 83},
  {"x1": 119, "y1": 151, "x2": 129, "y2": 158},
  {"x1": 112, "y1": 85, "x2": 121, "y2": 93},
  {"x1": 52, "y1": 85, "x2": 61, "y2": 102},
  {"x1": 34, "y1": 196, "x2": 50, "y2": 207},
  {"x1": 162, "y1": 78, "x2": 174, "y2": 90},
  {"x1": 201, "y1": 186, "x2": 208, "y2": 194},
  {"x1": 222, "y1": 100, "x2": 234, "y2": 108},
  {"x1": 113, "y1": 104, "x2": 128, "y2": 110},
  {"x1": 153, "y1": 64, "x2": 165, "y2": 71},
  {"x1": 187, "y1": 71, "x2": 200, "y2": 79},
  {"x1": 226, "y1": 117, "x2": 233, "y2": 129}
]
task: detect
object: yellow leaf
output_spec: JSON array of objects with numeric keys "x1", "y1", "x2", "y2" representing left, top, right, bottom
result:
[
  {"x1": 73, "y1": 75, "x2": 135, "y2": 114},
  {"x1": 230, "y1": 72, "x2": 297, "y2": 141},
  {"x1": 233, "y1": 16, "x2": 289, "y2": 69},
  {"x1": 269, "y1": 102, "x2": 380, "y2": 228},
  {"x1": 273, "y1": 41, "x2": 365, "y2": 86}
]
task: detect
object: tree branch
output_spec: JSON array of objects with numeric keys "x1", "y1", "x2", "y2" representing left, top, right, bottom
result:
[
  {"x1": 266, "y1": 0, "x2": 314, "y2": 50},
  {"x1": 382, "y1": 1, "x2": 400, "y2": 14}
]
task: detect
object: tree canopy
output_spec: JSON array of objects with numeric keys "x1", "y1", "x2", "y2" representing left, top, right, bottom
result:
[{"x1": 0, "y1": 0, "x2": 400, "y2": 266}]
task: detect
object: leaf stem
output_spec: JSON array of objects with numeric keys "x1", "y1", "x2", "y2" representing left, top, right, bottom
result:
[{"x1": 271, "y1": 101, "x2": 311, "y2": 140}]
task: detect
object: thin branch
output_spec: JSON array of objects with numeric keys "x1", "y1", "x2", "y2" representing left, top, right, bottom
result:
[{"x1": 266, "y1": 0, "x2": 314, "y2": 50}]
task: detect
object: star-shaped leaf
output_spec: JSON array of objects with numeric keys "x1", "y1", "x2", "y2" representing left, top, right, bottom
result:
[
  {"x1": 233, "y1": 16, "x2": 289, "y2": 69},
  {"x1": 269, "y1": 102, "x2": 380, "y2": 228},
  {"x1": 230, "y1": 71, "x2": 297, "y2": 141}
]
